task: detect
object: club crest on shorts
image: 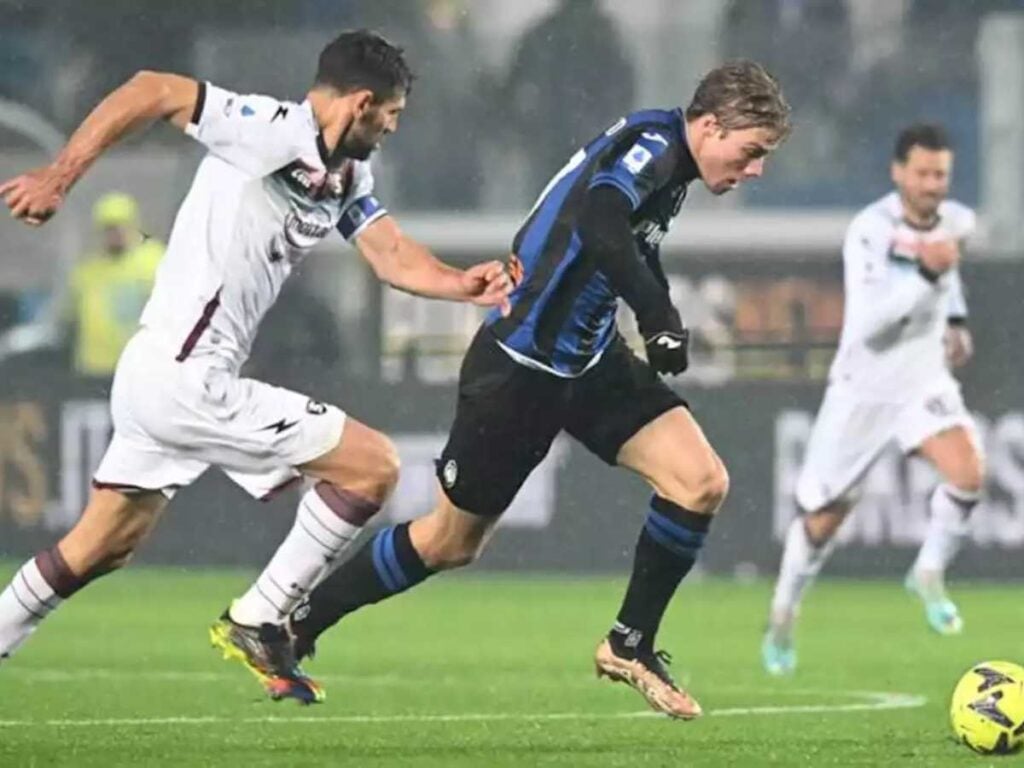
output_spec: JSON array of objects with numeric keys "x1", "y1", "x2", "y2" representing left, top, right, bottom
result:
[
  {"x1": 306, "y1": 399, "x2": 327, "y2": 415},
  {"x1": 442, "y1": 459, "x2": 458, "y2": 488}
]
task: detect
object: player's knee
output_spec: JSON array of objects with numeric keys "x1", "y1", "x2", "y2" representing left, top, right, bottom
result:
[
  {"x1": 949, "y1": 456, "x2": 985, "y2": 496},
  {"x1": 704, "y1": 460, "x2": 731, "y2": 511},
  {"x1": 803, "y1": 509, "x2": 845, "y2": 545},
  {"x1": 420, "y1": 536, "x2": 482, "y2": 570},
  {"x1": 95, "y1": 524, "x2": 148, "y2": 571},
  {"x1": 668, "y1": 459, "x2": 729, "y2": 515},
  {"x1": 377, "y1": 438, "x2": 401, "y2": 495},
  {"x1": 362, "y1": 434, "x2": 401, "y2": 501},
  {"x1": 94, "y1": 547, "x2": 135, "y2": 573},
  {"x1": 414, "y1": 516, "x2": 488, "y2": 571}
]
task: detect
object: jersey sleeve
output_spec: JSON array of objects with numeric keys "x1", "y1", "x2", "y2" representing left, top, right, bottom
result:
[
  {"x1": 588, "y1": 128, "x2": 677, "y2": 210},
  {"x1": 843, "y1": 211, "x2": 944, "y2": 348},
  {"x1": 185, "y1": 82, "x2": 305, "y2": 178},
  {"x1": 337, "y1": 161, "x2": 388, "y2": 241},
  {"x1": 946, "y1": 266, "x2": 968, "y2": 322}
]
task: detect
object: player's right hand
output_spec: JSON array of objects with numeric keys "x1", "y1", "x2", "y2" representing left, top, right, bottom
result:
[
  {"x1": 918, "y1": 239, "x2": 960, "y2": 276},
  {"x1": 0, "y1": 164, "x2": 72, "y2": 226},
  {"x1": 643, "y1": 308, "x2": 690, "y2": 375}
]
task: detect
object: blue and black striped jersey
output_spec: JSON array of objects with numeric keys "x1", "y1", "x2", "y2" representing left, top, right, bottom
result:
[{"x1": 487, "y1": 108, "x2": 699, "y2": 377}]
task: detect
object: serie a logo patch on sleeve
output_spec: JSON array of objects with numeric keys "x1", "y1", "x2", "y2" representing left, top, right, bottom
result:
[{"x1": 622, "y1": 145, "x2": 653, "y2": 175}]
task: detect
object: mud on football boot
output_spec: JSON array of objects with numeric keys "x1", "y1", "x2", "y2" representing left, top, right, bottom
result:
[{"x1": 594, "y1": 635, "x2": 702, "y2": 719}]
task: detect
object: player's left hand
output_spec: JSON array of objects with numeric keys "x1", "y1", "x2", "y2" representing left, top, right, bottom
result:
[
  {"x1": 462, "y1": 260, "x2": 513, "y2": 317},
  {"x1": 0, "y1": 164, "x2": 73, "y2": 226},
  {"x1": 944, "y1": 324, "x2": 973, "y2": 369}
]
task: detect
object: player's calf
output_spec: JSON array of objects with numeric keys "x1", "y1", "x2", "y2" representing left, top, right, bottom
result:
[
  {"x1": 0, "y1": 488, "x2": 166, "y2": 660},
  {"x1": 288, "y1": 496, "x2": 493, "y2": 659},
  {"x1": 906, "y1": 483, "x2": 979, "y2": 636},
  {"x1": 228, "y1": 480, "x2": 382, "y2": 629}
]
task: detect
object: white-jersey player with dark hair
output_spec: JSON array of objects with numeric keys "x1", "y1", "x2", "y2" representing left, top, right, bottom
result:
[
  {"x1": 0, "y1": 29, "x2": 510, "y2": 703},
  {"x1": 762, "y1": 123, "x2": 984, "y2": 675}
]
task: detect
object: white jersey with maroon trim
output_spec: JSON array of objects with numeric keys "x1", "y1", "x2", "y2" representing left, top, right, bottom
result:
[
  {"x1": 138, "y1": 81, "x2": 386, "y2": 370},
  {"x1": 827, "y1": 191, "x2": 975, "y2": 400}
]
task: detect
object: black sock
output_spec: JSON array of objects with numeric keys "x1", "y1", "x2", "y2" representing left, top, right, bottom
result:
[
  {"x1": 611, "y1": 496, "x2": 711, "y2": 655},
  {"x1": 291, "y1": 522, "x2": 434, "y2": 646}
]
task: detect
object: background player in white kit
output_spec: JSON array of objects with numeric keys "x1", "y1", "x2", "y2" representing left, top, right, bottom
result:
[
  {"x1": 0, "y1": 30, "x2": 511, "y2": 703},
  {"x1": 762, "y1": 124, "x2": 984, "y2": 675}
]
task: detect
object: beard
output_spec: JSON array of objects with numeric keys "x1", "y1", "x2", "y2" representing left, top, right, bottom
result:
[
  {"x1": 908, "y1": 193, "x2": 942, "y2": 222},
  {"x1": 339, "y1": 116, "x2": 385, "y2": 161},
  {"x1": 340, "y1": 134, "x2": 377, "y2": 160}
]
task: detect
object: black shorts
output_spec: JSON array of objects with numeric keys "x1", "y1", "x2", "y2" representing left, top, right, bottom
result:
[{"x1": 436, "y1": 327, "x2": 687, "y2": 516}]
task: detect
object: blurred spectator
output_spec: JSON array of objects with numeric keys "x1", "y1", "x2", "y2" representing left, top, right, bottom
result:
[
  {"x1": 64, "y1": 193, "x2": 163, "y2": 376},
  {"x1": 723, "y1": 0, "x2": 853, "y2": 112},
  {"x1": 501, "y1": 0, "x2": 636, "y2": 196},
  {"x1": 354, "y1": 0, "x2": 484, "y2": 209},
  {"x1": 0, "y1": 193, "x2": 163, "y2": 376},
  {"x1": 722, "y1": 0, "x2": 857, "y2": 205},
  {"x1": 0, "y1": 1, "x2": 49, "y2": 115}
]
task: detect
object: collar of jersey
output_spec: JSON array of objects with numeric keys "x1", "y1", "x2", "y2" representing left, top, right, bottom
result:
[
  {"x1": 884, "y1": 190, "x2": 943, "y2": 232},
  {"x1": 674, "y1": 109, "x2": 700, "y2": 184}
]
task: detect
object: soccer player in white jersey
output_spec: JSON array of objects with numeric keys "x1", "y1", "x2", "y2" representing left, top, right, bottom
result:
[
  {"x1": 0, "y1": 30, "x2": 511, "y2": 703},
  {"x1": 761, "y1": 124, "x2": 984, "y2": 675}
]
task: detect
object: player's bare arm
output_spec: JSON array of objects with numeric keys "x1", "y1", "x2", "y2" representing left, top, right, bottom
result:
[
  {"x1": 355, "y1": 214, "x2": 512, "y2": 314},
  {"x1": 0, "y1": 71, "x2": 198, "y2": 226}
]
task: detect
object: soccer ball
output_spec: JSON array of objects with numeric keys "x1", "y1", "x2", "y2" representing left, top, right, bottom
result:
[{"x1": 950, "y1": 661, "x2": 1024, "y2": 755}]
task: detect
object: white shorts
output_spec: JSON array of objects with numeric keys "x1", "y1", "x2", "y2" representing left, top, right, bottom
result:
[
  {"x1": 94, "y1": 330, "x2": 346, "y2": 500},
  {"x1": 795, "y1": 381, "x2": 976, "y2": 512}
]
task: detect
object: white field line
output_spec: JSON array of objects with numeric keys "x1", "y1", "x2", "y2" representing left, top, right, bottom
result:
[{"x1": 0, "y1": 688, "x2": 925, "y2": 728}]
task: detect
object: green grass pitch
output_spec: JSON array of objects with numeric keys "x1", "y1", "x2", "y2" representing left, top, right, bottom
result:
[{"x1": 0, "y1": 565, "x2": 1020, "y2": 767}]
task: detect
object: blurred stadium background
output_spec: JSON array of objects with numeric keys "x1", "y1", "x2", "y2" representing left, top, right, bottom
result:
[
  {"x1": 3, "y1": 3, "x2": 1024, "y2": 766},
  {"x1": 0, "y1": 0, "x2": 1022, "y2": 581}
]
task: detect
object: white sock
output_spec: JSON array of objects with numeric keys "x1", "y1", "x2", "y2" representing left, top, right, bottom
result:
[
  {"x1": 230, "y1": 483, "x2": 377, "y2": 627},
  {"x1": 911, "y1": 484, "x2": 979, "y2": 589},
  {"x1": 769, "y1": 517, "x2": 836, "y2": 635},
  {"x1": 0, "y1": 557, "x2": 63, "y2": 659}
]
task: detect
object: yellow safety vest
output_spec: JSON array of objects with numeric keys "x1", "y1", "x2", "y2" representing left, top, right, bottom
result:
[{"x1": 68, "y1": 239, "x2": 163, "y2": 376}]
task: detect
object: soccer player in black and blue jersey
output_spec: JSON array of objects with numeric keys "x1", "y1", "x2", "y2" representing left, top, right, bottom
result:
[{"x1": 285, "y1": 60, "x2": 791, "y2": 717}]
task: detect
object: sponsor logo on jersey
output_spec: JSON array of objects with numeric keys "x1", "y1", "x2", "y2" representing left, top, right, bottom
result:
[
  {"x1": 284, "y1": 208, "x2": 334, "y2": 249},
  {"x1": 281, "y1": 160, "x2": 348, "y2": 200},
  {"x1": 306, "y1": 399, "x2": 328, "y2": 415}
]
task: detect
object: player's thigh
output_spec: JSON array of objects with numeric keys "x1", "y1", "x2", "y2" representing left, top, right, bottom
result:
[
  {"x1": 898, "y1": 387, "x2": 984, "y2": 491},
  {"x1": 299, "y1": 417, "x2": 401, "y2": 503},
  {"x1": 795, "y1": 388, "x2": 897, "y2": 513},
  {"x1": 917, "y1": 426, "x2": 985, "y2": 492},
  {"x1": 436, "y1": 326, "x2": 565, "y2": 517},
  {"x1": 208, "y1": 375, "x2": 346, "y2": 470},
  {"x1": 59, "y1": 487, "x2": 169, "y2": 573},
  {"x1": 111, "y1": 341, "x2": 348, "y2": 493},
  {"x1": 159, "y1": 369, "x2": 348, "y2": 500},
  {"x1": 563, "y1": 339, "x2": 719, "y2": 507},
  {"x1": 617, "y1": 407, "x2": 729, "y2": 512}
]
